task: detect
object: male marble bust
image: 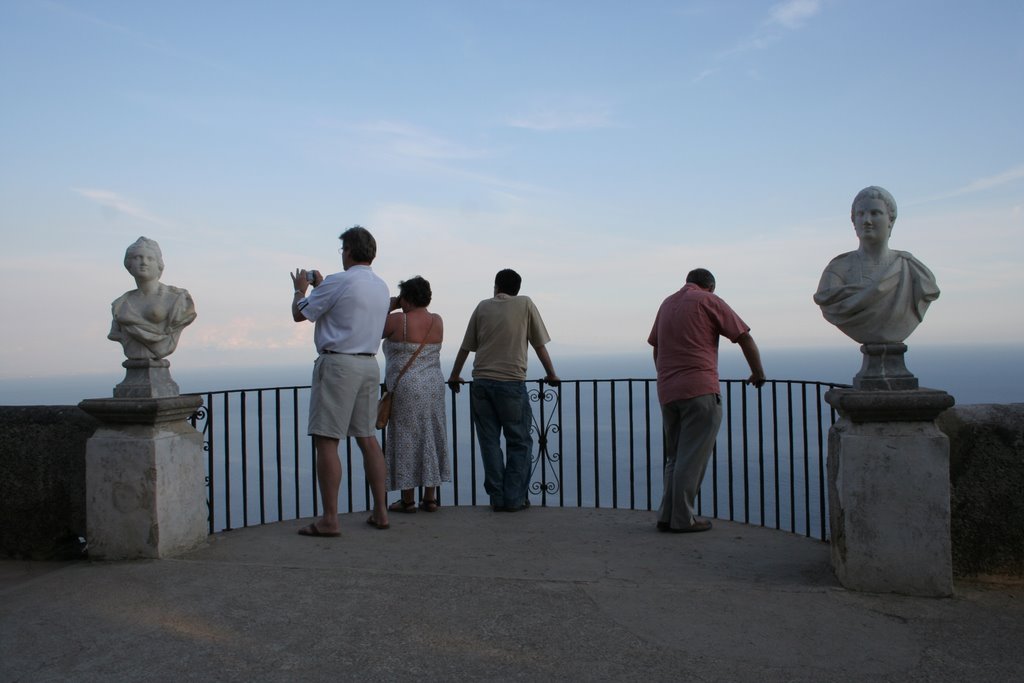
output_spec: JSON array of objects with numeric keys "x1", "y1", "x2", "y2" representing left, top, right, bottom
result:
[
  {"x1": 813, "y1": 186, "x2": 939, "y2": 343},
  {"x1": 108, "y1": 237, "x2": 197, "y2": 360}
]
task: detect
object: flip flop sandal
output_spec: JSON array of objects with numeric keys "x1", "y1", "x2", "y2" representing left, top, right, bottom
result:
[
  {"x1": 388, "y1": 499, "x2": 417, "y2": 513},
  {"x1": 297, "y1": 522, "x2": 340, "y2": 537},
  {"x1": 366, "y1": 516, "x2": 390, "y2": 530}
]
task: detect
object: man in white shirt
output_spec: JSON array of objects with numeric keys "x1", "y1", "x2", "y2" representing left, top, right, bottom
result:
[{"x1": 291, "y1": 226, "x2": 391, "y2": 535}]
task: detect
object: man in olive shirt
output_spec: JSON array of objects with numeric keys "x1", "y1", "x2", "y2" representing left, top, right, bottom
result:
[{"x1": 448, "y1": 269, "x2": 560, "y2": 512}]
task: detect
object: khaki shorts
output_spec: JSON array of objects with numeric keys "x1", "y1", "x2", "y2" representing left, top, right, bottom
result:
[{"x1": 307, "y1": 353, "x2": 380, "y2": 439}]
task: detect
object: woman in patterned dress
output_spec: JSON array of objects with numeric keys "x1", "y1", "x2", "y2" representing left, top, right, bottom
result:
[{"x1": 381, "y1": 276, "x2": 451, "y2": 512}]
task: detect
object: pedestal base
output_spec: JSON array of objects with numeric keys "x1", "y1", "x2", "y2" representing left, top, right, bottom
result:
[
  {"x1": 826, "y1": 389, "x2": 955, "y2": 596},
  {"x1": 79, "y1": 395, "x2": 206, "y2": 560},
  {"x1": 114, "y1": 359, "x2": 180, "y2": 398},
  {"x1": 853, "y1": 343, "x2": 918, "y2": 390}
]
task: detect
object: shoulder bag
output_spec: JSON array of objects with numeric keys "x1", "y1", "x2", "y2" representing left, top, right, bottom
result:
[{"x1": 376, "y1": 314, "x2": 435, "y2": 429}]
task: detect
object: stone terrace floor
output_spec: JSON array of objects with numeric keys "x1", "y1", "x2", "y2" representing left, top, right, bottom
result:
[{"x1": 2, "y1": 506, "x2": 1022, "y2": 682}]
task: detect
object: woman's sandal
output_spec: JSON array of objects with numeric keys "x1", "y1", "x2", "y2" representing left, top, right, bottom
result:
[
  {"x1": 419, "y1": 499, "x2": 439, "y2": 512},
  {"x1": 388, "y1": 498, "x2": 417, "y2": 513}
]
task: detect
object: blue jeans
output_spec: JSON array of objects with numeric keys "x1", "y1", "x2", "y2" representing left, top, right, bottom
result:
[{"x1": 470, "y1": 379, "x2": 533, "y2": 509}]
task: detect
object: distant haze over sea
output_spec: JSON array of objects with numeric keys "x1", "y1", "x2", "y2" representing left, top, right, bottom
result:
[{"x1": 1, "y1": 344, "x2": 1021, "y2": 407}]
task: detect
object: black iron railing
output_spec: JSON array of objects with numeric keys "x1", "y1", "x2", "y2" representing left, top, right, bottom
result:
[{"x1": 188, "y1": 378, "x2": 844, "y2": 539}]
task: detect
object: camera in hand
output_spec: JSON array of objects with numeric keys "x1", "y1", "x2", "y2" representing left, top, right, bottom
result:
[{"x1": 306, "y1": 269, "x2": 319, "y2": 286}]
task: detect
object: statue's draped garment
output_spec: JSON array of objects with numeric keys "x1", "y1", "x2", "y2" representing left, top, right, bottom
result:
[
  {"x1": 108, "y1": 284, "x2": 197, "y2": 359},
  {"x1": 813, "y1": 250, "x2": 939, "y2": 343}
]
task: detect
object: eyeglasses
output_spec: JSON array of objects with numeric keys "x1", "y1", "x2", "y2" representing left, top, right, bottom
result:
[{"x1": 338, "y1": 245, "x2": 347, "y2": 255}]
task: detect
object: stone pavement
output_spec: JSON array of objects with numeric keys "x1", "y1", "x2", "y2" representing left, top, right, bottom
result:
[{"x1": 2, "y1": 507, "x2": 1022, "y2": 682}]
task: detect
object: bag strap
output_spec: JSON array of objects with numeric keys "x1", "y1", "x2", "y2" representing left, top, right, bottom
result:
[{"x1": 390, "y1": 314, "x2": 435, "y2": 392}]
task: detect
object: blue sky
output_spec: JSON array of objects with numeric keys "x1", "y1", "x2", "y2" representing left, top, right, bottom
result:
[{"x1": 1, "y1": 0, "x2": 1022, "y2": 381}]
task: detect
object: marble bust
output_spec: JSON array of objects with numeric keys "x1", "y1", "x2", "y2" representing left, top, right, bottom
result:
[
  {"x1": 108, "y1": 237, "x2": 197, "y2": 360},
  {"x1": 813, "y1": 186, "x2": 939, "y2": 344}
]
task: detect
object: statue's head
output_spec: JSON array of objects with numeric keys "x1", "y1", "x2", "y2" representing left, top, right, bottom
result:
[
  {"x1": 123, "y1": 236, "x2": 165, "y2": 278},
  {"x1": 850, "y1": 186, "x2": 897, "y2": 227}
]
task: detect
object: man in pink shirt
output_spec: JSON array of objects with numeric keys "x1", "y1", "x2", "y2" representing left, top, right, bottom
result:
[{"x1": 648, "y1": 268, "x2": 766, "y2": 533}]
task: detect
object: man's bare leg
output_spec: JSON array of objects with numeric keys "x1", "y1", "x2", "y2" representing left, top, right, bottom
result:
[
  {"x1": 311, "y1": 435, "x2": 342, "y2": 534},
  {"x1": 356, "y1": 435, "x2": 389, "y2": 527}
]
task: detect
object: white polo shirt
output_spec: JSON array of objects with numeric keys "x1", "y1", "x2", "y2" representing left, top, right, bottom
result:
[{"x1": 297, "y1": 265, "x2": 390, "y2": 355}]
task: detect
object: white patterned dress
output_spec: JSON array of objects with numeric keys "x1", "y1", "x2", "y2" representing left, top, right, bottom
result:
[{"x1": 382, "y1": 326, "x2": 451, "y2": 491}]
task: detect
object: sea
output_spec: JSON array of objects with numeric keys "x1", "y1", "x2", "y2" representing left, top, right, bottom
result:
[
  {"x1": 2, "y1": 343, "x2": 1021, "y2": 406},
  {"x1": 3, "y1": 344, "x2": 1020, "y2": 538}
]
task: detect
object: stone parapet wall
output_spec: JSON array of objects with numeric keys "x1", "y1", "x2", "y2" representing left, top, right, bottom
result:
[
  {"x1": 938, "y1": 403, "x2": 1024, "y2": 577},
  {"x1": 3, "y1": 401, "x2": 1021, "y2": 573},
  {"x1": 0, "y1": 406, "x2": 98, "y2": 559}
]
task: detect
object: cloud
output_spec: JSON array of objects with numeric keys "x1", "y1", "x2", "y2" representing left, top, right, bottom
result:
[
  {"x1": 40, "y1": 1, "x2": 244, "y2": 82},
  {"x1": 909, "y1": 164, "x2": 1024, "y2": 206},
  {"x1": 768, "y1": 0, "x2": 822, "y2": 30},
  {"x1": 73, "y1": 188, "x2": 174, "y2": 227},
  {"x1": 339, "y1": 120, "x2": 545, "y2": 197},
  {"x1": 714, "y1": 0, "x2": 822, "y2": 61},
  {"x1": 40, "y1": 0, "x2": 151, "y2": 43},
  {"x1": 692, "y1": 68, "x2": 720, "y2": 84},
  {"x1": 355, "y1": 121, "x2": 489, "y2": 161},
  {"x1": 505, "y1": 97, "x2": 613, "y2": 131},
  {"x1": 949, "y1": 164, "x2": 1024, "y2": 196}
]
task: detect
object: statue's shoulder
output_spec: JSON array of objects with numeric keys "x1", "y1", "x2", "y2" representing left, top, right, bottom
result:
[
  {"x1": 111, "y1": 290, "x2": 133, "y2": 308},
  {"x1": 892, "y1": 250, "x2": 926, "y2": 268},
  {"x1": 823, "y1": 250, "x2": 859, "y2": 269},
  {"x1": 160, "y1": 283, "x2": 193, "y2": 300},
  {"x1": 160, "y1": 283, "x2": 187, "y2": 294},
  {"x1": 893, "y1": 250, "x2": 939, "y2": 284}
]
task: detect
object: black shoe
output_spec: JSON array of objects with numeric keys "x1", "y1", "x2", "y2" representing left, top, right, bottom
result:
[{"x1": 656, "y1": 521, "x2": 670, "y2": 532}]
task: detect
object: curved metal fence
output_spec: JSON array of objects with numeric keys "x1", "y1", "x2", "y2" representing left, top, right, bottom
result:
[{"x1": 188, "y1": 378, "x2": 845, "y2": 540}]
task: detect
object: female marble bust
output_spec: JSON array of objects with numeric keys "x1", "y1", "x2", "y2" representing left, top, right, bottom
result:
[
  {"x1": 813, "y1": 186, "x2": 940, "y2": 344},
  {"x1": 108, "y1": 237, "x2": 197, "y2": 360}
]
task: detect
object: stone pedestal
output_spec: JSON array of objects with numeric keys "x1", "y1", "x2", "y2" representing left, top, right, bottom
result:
[
  {"x1": 853, "y1": 343, "x2": 918, "y2": 390},
  {"x1": 826, "y1": 388, "x2": 955, "y2": 596},
  {"x1": 114, "y1": 359, "x2": 180, "y2": 398},
  {"x1": 78, "y1": 396, "x2": 206, "y2": 560}
]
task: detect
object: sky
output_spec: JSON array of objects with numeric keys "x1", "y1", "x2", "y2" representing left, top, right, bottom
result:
[{"x1": 1, "y1": 0, "x2": 1022, "y2": 383}]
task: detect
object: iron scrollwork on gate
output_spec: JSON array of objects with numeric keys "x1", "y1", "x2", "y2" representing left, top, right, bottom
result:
[
  {"x1": 187, "y1": 398, "x2": 213, "y2": 527},
  {"x1": 528, "y1": 380, "x2": 561, "y2": 500}
]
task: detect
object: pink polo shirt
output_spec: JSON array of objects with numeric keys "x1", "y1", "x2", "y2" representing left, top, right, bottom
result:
[{"x1": 647, "y1": 283, "x2": 750, "y2": 405}]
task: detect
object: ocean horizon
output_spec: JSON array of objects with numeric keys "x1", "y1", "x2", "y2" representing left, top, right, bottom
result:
[
  {"x1": 2, "y1": 343, "x2": 1022, "y2": 407},
  {"x1": 5, "y1": 342, "x2": 1019, "y2": 538}
]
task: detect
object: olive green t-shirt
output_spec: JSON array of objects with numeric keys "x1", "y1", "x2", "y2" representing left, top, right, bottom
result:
[{"x1": 461, "y1": 294, "x2": 551, "y2": 381}]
